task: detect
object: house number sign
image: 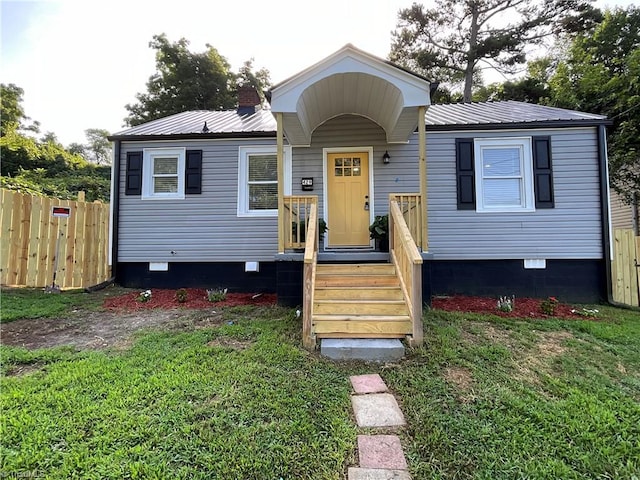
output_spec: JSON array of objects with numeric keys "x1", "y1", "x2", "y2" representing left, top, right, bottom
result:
[{"x1": 301, "y1": 178, "x2": 314, "y2": 191}]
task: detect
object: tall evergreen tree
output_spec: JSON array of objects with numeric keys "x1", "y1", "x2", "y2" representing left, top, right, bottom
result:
[{"x1": 390, "y1": 0, "x2": 599, "y2": 101}]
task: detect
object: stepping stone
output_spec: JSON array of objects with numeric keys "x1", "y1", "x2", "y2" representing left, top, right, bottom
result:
[
  {"x1": 350, "y1": 374, "x2": 388, "y2": 394},
  {"x1": 357, "y1": 435, "x2": 408, "y2": 470},
  {"x1": 348, "y1": 467, "x2": 412, "y2": 479},
  {"x1": 352, "y1": 393, "x2": 406, "y2": 428}
]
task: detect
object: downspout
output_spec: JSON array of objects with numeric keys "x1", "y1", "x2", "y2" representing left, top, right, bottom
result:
[
  {"x1": 598, "y1": 124, "x2": 632, "y2": 308},
  {"x1": 110, "y1": 139, "x2": 121, "y2": 283}
]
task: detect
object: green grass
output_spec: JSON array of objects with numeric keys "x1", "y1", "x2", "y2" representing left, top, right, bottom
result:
[
  {"x1": 0, "y1": 288, "x2": 104, "y2": 322},
  {"x1": 386, "y1": 306, "x2": 640, "y2": 479},
  {"x1": 1, "y1": 290, "x2": 639, "y2": 479},
  {"x1": 1, "y1": 306, "x2": 357, "y2": 479}
]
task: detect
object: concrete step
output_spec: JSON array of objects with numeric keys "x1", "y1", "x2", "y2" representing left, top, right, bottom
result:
[{"x1": 320, "y1": 338, "x2": 405, "y2": 362}]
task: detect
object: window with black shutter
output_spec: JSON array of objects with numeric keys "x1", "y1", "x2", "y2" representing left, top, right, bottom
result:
[
  {"x1": 455, "y1": 138, "x2": 476, "y2": 210},
  {"x1": 125, "y1": 151, "x2": 143, "y2": 195},
  {"x1": 185, "y1": 150, "x2": 203, "y2": 194},
  {"x1": 532, "y1": 136, "x2": 554, "y2": 208}
]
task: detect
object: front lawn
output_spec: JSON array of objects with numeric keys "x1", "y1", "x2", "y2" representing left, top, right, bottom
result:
[
  {"x1": 1, "y1": 305, "x2": 357, "y2": 479},
  {"x1": 1, "y1": 289, "x2": 639, "y2": 479}
]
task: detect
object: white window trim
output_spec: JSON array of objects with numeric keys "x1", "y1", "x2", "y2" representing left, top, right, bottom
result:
[
  {"x1": 142, "y1": 148, "x2": 186, "y2": 200},
  {"x1": 474, "y1": 137, "x2": 535, "y2": 213},
  {"x1": 237, "y1": 145, "x2": 291, "y2": 217}
]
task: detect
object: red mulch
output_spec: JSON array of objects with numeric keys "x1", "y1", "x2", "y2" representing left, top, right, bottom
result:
[
  {"x1": 431, "y1": 295, "x2": 580, "y2": 319},
  {"x1": 103, "y1": 288, "x2": 277, "y2": 311}
]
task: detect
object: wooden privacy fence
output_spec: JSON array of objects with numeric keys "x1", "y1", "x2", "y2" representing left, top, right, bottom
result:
[
  {"x1": 612, "y1": 228, "x2": 640, "y2": 307},
  {"x1": 1, "y1": 189, "x2": 110, "y2": 289}
]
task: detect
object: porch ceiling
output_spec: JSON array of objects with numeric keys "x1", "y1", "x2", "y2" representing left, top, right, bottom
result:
[{"x1": 270, "y1": 44, "x2": 432, "y2": 146}]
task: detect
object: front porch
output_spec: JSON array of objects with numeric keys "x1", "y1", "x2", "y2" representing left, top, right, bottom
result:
[
  {"x1": 268, "y1": 45, "x2": 433, "y2": 349},
  {"x1": 277, "y1": 194, "x2": 427, "y2": 349}
]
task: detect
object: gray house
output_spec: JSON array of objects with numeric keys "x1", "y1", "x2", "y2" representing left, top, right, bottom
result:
[{"x1": 109, "y1": 44, "x2": 612, "y2": 348}]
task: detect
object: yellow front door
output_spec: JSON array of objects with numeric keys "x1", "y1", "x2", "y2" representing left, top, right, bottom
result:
[{"x1": 327, "y1": 152, "x2": 371, "y2": 247}]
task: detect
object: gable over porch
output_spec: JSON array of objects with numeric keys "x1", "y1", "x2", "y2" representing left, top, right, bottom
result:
[{"x1": 269, "y1": 44, "x2": 434, "y2": 254}]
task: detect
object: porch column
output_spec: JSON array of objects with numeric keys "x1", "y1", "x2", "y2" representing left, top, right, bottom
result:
[
  {"x1": 418, "y1": 106, "x2": 428, "y2": 251},
  {"x1": 277, "y1": 112, "x2": 285, "y2": 253}
]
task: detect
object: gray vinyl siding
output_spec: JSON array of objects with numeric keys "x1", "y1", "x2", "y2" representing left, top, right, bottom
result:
[
  {"x1": 291, "y1": 115, "x2": 420, "y2": 219},
  {"x1": 117, "y1": 138, "x2": 279, "y2": 263},
  {"x1": 426, "y1": 127, "x2": 603, "y2": 259},
  {"x1": 117, "y1": 117, "x2": 603, "y2": 263}
]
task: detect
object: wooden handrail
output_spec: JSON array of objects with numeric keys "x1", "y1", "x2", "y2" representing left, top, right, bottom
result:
[
  {"x1": 302, "y1": 203, "x2": 318, "y2": 349},
  {"x1": 389, "y1": 193, "x2": 425, "y2": 251},
  {"x1": 303, "y1": 203, "x2": 318, "y2": 264},
  {"x1": 389, "y1": 199, "x2": 423, "y2": 347}
]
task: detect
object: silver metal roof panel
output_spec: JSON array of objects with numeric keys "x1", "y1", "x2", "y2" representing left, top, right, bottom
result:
[
  {"x1": 109, "y1": 101, "x2": 607, "y2": 139},
  {"x1": 425, "y1": 101, "x2": 607, "y2": 127}
]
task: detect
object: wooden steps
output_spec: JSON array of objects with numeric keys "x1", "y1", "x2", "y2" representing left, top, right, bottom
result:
[{"x1": 312, "y1": 263, "x2": 412, "y2": 338}]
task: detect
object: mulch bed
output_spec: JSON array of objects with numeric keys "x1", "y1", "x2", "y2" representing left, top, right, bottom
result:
[
  {"x1": 431, "y1": 295, "x2": 582, "y2": 319},
  {"x1": 103, "y1": 288, "x2": 277, "y2": 311}
]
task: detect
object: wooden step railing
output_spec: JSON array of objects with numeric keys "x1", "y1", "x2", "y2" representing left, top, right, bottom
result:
[
  {"x1": 389, "y1": 199, "x2": 424, "y2": 346},
  {"x1": 302, "y1": 202, "x2": 318, "y2": 349},
  {"x1": 283, "y1": 195, "x2": 318, "y2": 249},
  {"x1": 390, "y1": 193, "x2": 426, "y2": 251}
]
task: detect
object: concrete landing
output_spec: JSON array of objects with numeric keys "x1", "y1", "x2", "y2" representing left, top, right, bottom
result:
[{"x1": 321, "y1": 339, "x2": 405, "y2": 362}]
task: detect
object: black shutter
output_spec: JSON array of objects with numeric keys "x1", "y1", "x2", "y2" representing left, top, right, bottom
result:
[
  {"x1": 125, "y1": 152, "x2": 143, "y2": 195},
  {"x1": 185, "y1": 150, "x2": 203, "y2": 194},
  {"x1": 456, "y1": 138, "x2": 476, "y2": 210},
  {"x1": 532, "y1": 136, "x2": 554, "y2": 208}
]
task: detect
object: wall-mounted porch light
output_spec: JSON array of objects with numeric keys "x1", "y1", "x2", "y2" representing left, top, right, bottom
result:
[{"x1": 382, "y1": 151, "x2": 391, "y2": 164}]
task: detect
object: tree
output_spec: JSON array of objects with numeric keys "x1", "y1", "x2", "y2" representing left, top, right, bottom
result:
[
  {"x1": 0, "y1": 84, "x2": 111, "y2": 201},
  {"x1": 124, "y1": 34, "x2": 271, "y2": 126},
  {"x1": 1, "y1": 83, "x2": 39, "y2": 136},
  {"x1": 547, "y1": 6, "x2": 640, "y2": 203},
  {"x1": 473, "y1": 56, "x2": 552, "y2": 102},
  {"x1": 84, "y1": 128, "x2": 111, "y2": 165},
  {"x1": 390, "y1": 0, "x2": 598, "y2": 102}
]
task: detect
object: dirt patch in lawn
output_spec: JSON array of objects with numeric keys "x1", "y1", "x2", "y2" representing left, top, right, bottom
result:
[
  {"x1": 0, "y1": 309, "x2": 226, "y2": 351},
  {"x1": 207, "y1": 337, "x2": 253, "y2": 350},
  {"x1": 443, "y1": 366, "x2": 476, "y2": 403},
  {"x1": 514, "y1": 330, "x2": 575, "y2": 386},
  {"x1": 1, "y1": 287, "x2": 277, "y2": 351}
]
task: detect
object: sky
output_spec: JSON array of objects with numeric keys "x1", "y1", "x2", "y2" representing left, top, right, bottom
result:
[{"x1": 1, "y1": 0, "x2": 636, "y2": 147}]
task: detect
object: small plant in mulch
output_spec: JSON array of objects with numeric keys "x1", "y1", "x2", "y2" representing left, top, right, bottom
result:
[
  {"x1": 206, "y1": 288, "x2": 228, "y2": 303},
  {"x1": 175, "y1": 288, "x2": 188, "y2": 303},
  {"x1": 539, "y1": 296, "x2": 559, "y2": 315},
  {"x1": 137, "y1": 289, "x2": 152, "y2": 303},
  {"x1": 571, "y1": 307, "x2": 600, "y2": 318},
  {"x1": 497, "y1": 295, "x2": 515, "y2": 313}
]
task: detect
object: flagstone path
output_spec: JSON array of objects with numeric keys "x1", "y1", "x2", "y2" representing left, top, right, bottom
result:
[{"x1": 347, "y1": 374, "x2": 412, "y2": 480}]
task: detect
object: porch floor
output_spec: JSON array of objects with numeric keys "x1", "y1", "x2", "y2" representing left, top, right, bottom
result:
[{"x1": 276, "y1": 251, "x2": 390, "y2": 262}]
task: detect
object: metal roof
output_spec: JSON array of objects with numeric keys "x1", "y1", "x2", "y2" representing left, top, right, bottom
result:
[
  {"x1": 109, "y1": 101, "x2": 608, "y2": 140},
  {"x1": 425, "y1": 101, "x2": 608, "y2": 130},
  {"x1": 109, "y1": 109, "x2": 276, "y2": 140}
]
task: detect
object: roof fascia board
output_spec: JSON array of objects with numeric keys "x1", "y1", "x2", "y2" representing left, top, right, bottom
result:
[
  {"x1": 108, "y1": 132, "x2": 276, "y2": 142},
  {"x1": 423, "y1": 119, "x2": 612, "y2": 132}
]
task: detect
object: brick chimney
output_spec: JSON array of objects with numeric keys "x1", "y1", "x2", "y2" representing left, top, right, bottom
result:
[{"x1": 237, "y1": 85, "x2": 261, "y2": 115}]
